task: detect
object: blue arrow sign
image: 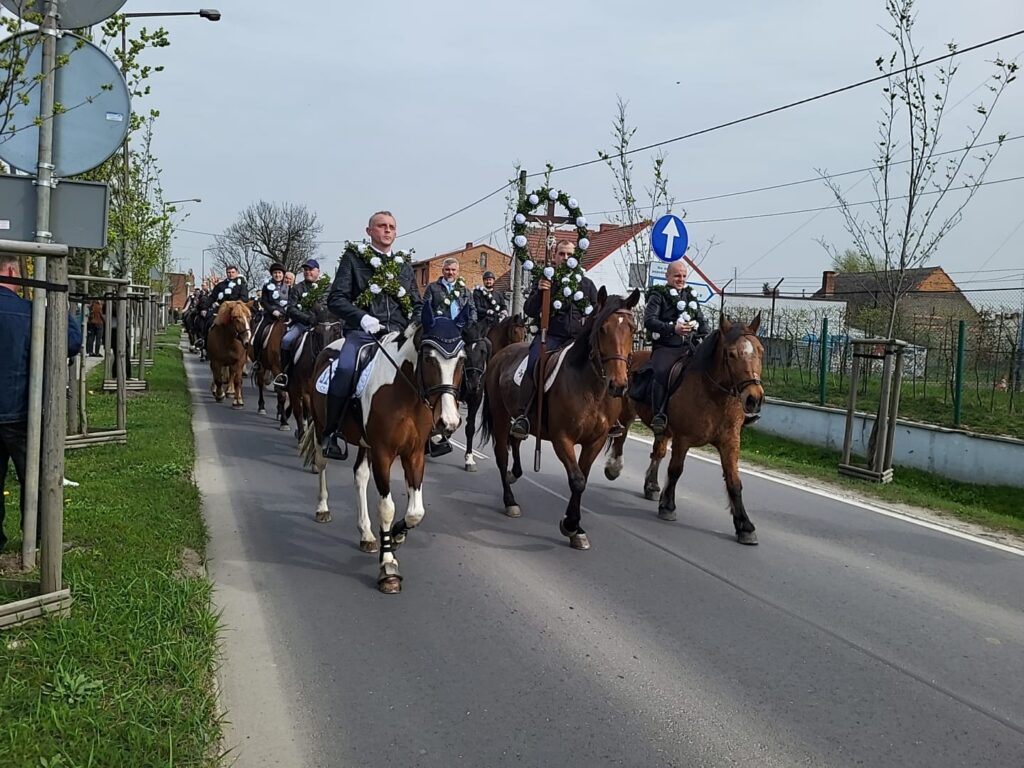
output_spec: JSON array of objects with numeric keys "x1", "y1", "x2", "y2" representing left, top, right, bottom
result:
[{"x1": 650, "y1": 214, "x2": 688, "y2": 263}]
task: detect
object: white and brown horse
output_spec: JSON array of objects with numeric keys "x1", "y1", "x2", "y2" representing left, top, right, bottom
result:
[
  {"x1": 480, "y1": 288, "x2": 639, "y2": 549},
  {"x1": 299, "y1": 301, "x2": 469, "y2": 593},
  {"x1": 206, "y1": 300, "x2": 252, "y2": 409}
]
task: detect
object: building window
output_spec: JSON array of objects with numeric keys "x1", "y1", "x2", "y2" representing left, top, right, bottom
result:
[{"x1": 479, "y1": 252, "x2": 487, "y2": 269}]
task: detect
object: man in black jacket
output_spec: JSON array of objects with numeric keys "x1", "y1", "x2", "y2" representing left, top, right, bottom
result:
[
  {"x1": 424, "y1": 257, "x2": 476, "y2": 324},
  {"x1": 643, "y1": 259, "x2": 709, "y2": 435},
  {"x1": 472, "y1": 270, "x2": 507, "y2": 327},
  {"x1": 321, "y1": 211, "x2": 423, "y2": 459},
  {"x1": 197, "y1": 265, "x2": 247, "y2": 348},
  {"x1": 272, "y1": 259, "x2": 330, "y2": 390},
  {"x1": 510, "y1": 240, "x2": 599, "y2": 440}
]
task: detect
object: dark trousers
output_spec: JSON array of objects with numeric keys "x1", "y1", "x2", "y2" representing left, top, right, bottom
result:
[
  {"x1": 87, "y1": 323, "x2": 103, "y2": 355},
  {"x1": 327, "y1": 330, "x2": 376, "y2": 399},
  {"x1": 0, "y1": 420, "x2": 29, "y2": 548}
]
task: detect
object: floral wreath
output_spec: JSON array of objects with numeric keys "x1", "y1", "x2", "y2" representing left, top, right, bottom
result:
[
  {"x1": 511, "y1": 187, "x2": 593, "y2": 316},
  {"x1": 435, "y1": 275, "x2": 467, "y2": 316},
  {"x1": 345, "y1": 240, "x2": 414, "y2": 317},
  {"x1": 299, "y1": 274, "x2": 332, "y2": 312},
  {"x1": 477, "y1": 284, "x2": 504, "y2": 318},
  {"x1": 646, "y1": 283, "x2": 701, "y2": 342}
]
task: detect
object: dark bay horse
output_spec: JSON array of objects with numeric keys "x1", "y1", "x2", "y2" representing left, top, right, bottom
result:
[
  {"x1": 480, "y1": 288, "x2": 640, "y2": 549},
  {"x1": 298, "y1": 302, "x2": 468, "y2": 593},
  {"x1": 250, "y1": 316, "x2": 289, "y2": 429},
  {"x1": 286, "y1": 320, "x2": 344, "y2": 442},
  {"x1": 606, "y1": 313, "x2": 765, "y2": 544},
  {"x1": 206, "y1": 301, "x2": 252, "y2": 409},
  {"x1": 461, "y1": 315, "x2": 527, "y2": 472}
]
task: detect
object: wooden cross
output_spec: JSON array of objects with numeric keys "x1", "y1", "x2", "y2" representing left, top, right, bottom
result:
[{"x1": 524, "y1": 200, "x2": 575, "y2": 266}]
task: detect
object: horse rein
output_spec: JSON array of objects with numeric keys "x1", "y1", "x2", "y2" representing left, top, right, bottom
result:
[
  {"x1": 590, "y1": 310, "x2": 635, "y2": 381},
  {"x1": 367, "y1": 331, "x2": 464, "y2": 413},
  {"x1": 704, "y1": 331, "x2": 763, "y2": 400}
]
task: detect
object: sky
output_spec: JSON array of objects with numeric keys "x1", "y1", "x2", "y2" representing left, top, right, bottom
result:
[{"x1": 120, "y1": 0, "x2": 1024, "y2": 297}]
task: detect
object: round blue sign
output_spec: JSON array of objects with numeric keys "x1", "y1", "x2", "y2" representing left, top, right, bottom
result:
[{"x1": 650, "y1": 214, "x2": 689, "y2": 263}]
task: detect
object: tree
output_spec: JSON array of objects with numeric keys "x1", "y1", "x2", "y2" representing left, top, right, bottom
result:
[
  {"x1": 213, "y1": 201, "x2": 323, "y2": 286},
  {"x1": 830, "y1": 248, "x2": 877, "y2": 273},
  {"x1": 818, "y1": 0, "x2": 1017, "y2": 338}
]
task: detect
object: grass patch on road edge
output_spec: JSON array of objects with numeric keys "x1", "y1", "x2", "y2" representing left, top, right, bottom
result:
[
  {"x1": 630, "y1": 422, "x2": 1024, "y2": 537},
  {"x1": 0, "y1": 326, "x2": 221, "y2": 767}
]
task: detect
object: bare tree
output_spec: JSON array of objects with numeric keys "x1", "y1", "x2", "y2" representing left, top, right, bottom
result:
[
  {"x1": 818, "y1": 0, "x2": 1017, "y2": 337},
  {"x1": 217, "y1": 200, "x2": 323, "y2": 280},
  {"x1": 209, "y1": 238, "x2": 264, "y2": 290}
]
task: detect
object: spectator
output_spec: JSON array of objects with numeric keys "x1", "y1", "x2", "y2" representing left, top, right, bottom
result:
[
  {"x1": 0, "y1": 254, "x2": 82, "y2": 551},
  {"x1": 87, "y1": 298, "x2": 104, "y2": 356}
]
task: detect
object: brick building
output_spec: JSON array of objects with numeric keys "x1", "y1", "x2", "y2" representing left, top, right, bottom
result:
[{"x1": 412, "y1": 242, "x2": 513, "y2": 294}]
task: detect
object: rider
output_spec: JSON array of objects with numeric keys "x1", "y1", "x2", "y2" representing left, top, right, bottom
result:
[
  {"x1": 272, "y1": 259, "x2": 331, "y2": 390},
  {"x1": 321, "y1": 210, "x2": 423, "y2": 460},
  {"x1": 472, "y1": 270, "x2": 508, "y2": 327},
  {"x1": 643, "y1": 259, "x2": 709, "y2": 436},
  {"x1": 198, "y1": 265, "x2": 247, "y2": 347},
  {"x1": 509, "y1": 239, "x2": 599, "y2": 440},
  {"x1": 425, "y1": 257, "x2": 476, "y2": 325},
  {"x1": 252, "y1": 262, "x2": 289, "y2": 368}
]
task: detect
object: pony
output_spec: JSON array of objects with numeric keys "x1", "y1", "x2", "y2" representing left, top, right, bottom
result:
[
  {"x1": 606, "y1": 313, "x2": 765, "y2": 544},
  {"x1": 485, "y1": 313, "x2": 528, "y2": 354},
  {"x1": 285, "y1": 319, "x2": 344, "y2": 442},
  {"x1": 249, "y1": 315, "x2": 289, "y2": 430},
  {"x1": 480, "y1": 287, "x2": 640, "y2": 549},
  {"x1": 206, "y1": 300, "x2": 252, "y2": 409},
  {"x1": 298, "y1": 301, "x2": 469, "y2": 593}
]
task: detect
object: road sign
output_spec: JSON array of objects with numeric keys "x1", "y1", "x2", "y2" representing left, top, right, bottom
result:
[
  {"x1": 0, "y1": 175, "x2": 109, "y2": 249},
  {"x1": 0, "y1": 0, "x2": 126, "y2": 29},
  {"x1": 646, "y1": 267, "x2": 715, "y2": 305},
  {"x1": 650, "y1": 214, "x2": 688, "y2": 263},
  {"x1": 0, "y1": 32, "x2": 130, "y2": 177}
]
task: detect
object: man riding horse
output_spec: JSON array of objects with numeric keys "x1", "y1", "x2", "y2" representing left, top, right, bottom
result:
[
  {"x1": 272, "y1": 258, "x2": 331, "y2": 390},
  {"x1": 640, "y1": 259, "x2": 709, "y2": 436},
  {"x1": 425, "y1": 257, "x2": 476, "y2": 327},
  {"x1": 197, "y1": 266, "x2": 248, "y2": 351},
  {"x1": 472, "y1": 270, "x2": 508, "y2": 328},
  {"x1": 321, "y1": 210, "x2": 424, "y2": 460},
  {"x1": 509, "y1": 239, "x2": 599, "y2": 440}
]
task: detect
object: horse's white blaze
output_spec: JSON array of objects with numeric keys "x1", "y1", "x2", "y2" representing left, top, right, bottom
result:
[
  {"x1": 354, "y1": 452, "x2": 373, "y2": 543},
  {"x1": 316, "y1": 467, "x2": 329, "y2": 515},
  {"x1": 405, "y1": 485, "x2": 425, "y2": 528},
  {"x1": 435, "y1": 352, "x2": 464, "y2": 433},
  {"x1": 739, "y1": 339, "x2": 755, "y2": 358},
  {"x1": 378, "y1": 492, "x2": 398, "y2": 568},
  {"x1": 617, "y1": 316, "x2": 624, "y2": 324}
]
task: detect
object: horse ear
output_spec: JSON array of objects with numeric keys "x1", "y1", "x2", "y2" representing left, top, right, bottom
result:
[
  {"x1": 719, "y1": 312, "x2": 732, "y2": 334},
  {"x1": 625, "y1": 288, "x2": 641, "y2": 309},
  {"x1": 455, "y1": 301, "x2": 472, "y2": 329},
  {"x1": 597, "y1": 285, "x2": 608, "y2": 309},
  {"x1": 421, "y1": 298, "x2": 435, "y2": 329},
  {"x1": 748, "y1": 312, "x2": 762, "y2": 334}
]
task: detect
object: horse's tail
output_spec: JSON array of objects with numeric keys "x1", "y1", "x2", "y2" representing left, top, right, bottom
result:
[
  {"x1": 479, "y1": 381, "x2": 494, "y2": 447},
  {"x1": 298, "y1": 418, "x2": 324, "y2": 472}
]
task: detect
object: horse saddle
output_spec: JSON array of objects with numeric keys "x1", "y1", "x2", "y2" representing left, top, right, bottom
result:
[
  {"x1": 629, "y1": 355, "x2": 691, "y2": 403},
  {"x1": 314, "y1": 337, "x2": 381, "y2": 397},
  {"x1": 512, "y1": 343, "x2": 574, "y2": 393}
]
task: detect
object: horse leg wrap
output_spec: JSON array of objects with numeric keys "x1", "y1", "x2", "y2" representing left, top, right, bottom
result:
[
  {"x1": 391, "y1": 519, "x2": 410, "y2": 547},
  {"x1": 379, "y1": 527, "x2": 397, "y2": 558}
]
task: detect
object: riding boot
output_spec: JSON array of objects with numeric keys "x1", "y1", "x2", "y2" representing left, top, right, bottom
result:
[
  {"x1": 650, "y1": 379, "x2": 669, "y2": 436},
  {"x1": 321, "y1": 394, "x2": 350, "y2": 461},
  {"x1": 509, "y1": 375, "x2": 535, "y2": 440}
]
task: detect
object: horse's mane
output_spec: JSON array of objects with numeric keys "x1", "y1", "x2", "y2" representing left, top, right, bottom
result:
[
  {"x1": 688, "y1": 322, "x2": 747, "y2": 375},
  {"x1": 214, "y1": 301, "x2": 249, "y2": 325},
  {"x1": 566, "y1": 294, "x2": 630, "y2": 369}
]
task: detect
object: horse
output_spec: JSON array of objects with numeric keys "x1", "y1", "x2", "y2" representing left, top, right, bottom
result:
[
  {"x1": 249, "y1": 314, "x2": 289, "y2": 430},
  {"x1": 285, "y1": 319, "x2": 344, "y2": 442},
  {"x1": 206, "y1": 300, "x2": 252, "y2": 409},
  {"x1": 605, "y1": 313, "x2": 765, "y2": 545},
  {"x1": 182, "y1": 304, "x2": 200, "y2": 353},
  {"x1": 298, "y1": 301, "x2": 469, "y2": 594},
  {"x1": 479, "y1": 287, "x2": 640, "y2": 549},
  {"x1": 486, "y1": 313, "x2": 528, "y2": 354}
]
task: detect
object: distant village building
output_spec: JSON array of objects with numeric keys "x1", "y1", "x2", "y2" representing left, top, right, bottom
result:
[{"x1": 412, "y1": 243, "x2": 512, "y2": 294}]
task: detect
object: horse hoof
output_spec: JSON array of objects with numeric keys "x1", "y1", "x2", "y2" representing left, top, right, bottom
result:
[
  {"x1": 214, "y1": 395, "x2": 225, "y2": 403},
  {"x1": 604, "y1": 466, "x2": 620, "y2": 481},
  {"x1": 258, "y1": 408, "x2": 267, "y2": 415},
  {"x1": 378, "y1": 576, "x2": 402, "y2": 594},
  {"x1": 232, "y1": 402, "x2": 244, "y2": 410},
  {"x1": 737, "y1": 530, "x2": 759, "y2": 546},
  {"x1": 657, "y1": 508, "x2": 677, "y2": 522},
  {"x1": 309, "y1": 465, "x2": 318, "y2": 474},
  {"x1": 644, "y1": 484, "x2": 660, "y2": 501},
  {"x1": 570, "y1": 533, "x2": 591, "y2": 550},
  {"x1": 315, "y1": 510, "x2": 332, "y2": 524},
  {"x1": 464, "y1": 462, "x2": 478, "y2": 472},
  {"x1": 278, "y1": 423, "x2": 290, "y2": 431},
  {"x1": 504, "y1": 505, "x2": 521, "y2": 518},
  {"x1": 359, "y1": 539, "x2": 379, "y2": 553}
]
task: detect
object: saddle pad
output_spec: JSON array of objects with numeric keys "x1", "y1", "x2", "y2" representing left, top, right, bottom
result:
[
  {"x1": 314, "y1": 337, "x2": 347, "y2": 395},
  {"x1": 512, "y1": 343, "x2": 574, "y2": 393},
  {"x1": 293, "y1": 330, "x2": 308, "y2": 366}
]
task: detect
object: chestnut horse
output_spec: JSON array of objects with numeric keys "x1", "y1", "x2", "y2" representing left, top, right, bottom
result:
[
  {"x1": 606, "y1": 314, "x2": 765, "y2": 544},
  {"x1": 206, "y1": 300, "x2": 252, "y2": 409},
  {"x1": 480, "y1": 288, "x2": 640, "y2": 549},
  {"x1": 298, "y1": 301, "x2": 469, "y2": 593},
  {"x1": 461, "y1": 315, "x2": 527, "y2": 472},
  {"x1": 249, "y1": 316, "x2": 289, "y2": 430}
]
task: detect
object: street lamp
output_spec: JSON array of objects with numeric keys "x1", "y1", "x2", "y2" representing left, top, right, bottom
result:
[
  {"x1": 165, "y1": 198, "x2": 202, "y2": 206},
  {"x1": 202, "y1": 247, "x2": 216, "y2": 288}
]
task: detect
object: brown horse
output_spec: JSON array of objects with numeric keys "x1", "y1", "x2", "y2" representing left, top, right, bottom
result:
[
  {"x1": 480, "y1": 287, "x2": 640, "y2": 549},
  {"x1": 286, "y1": 319, "x2": 344, "y2": 442},
  {"x1": 249, "y1": 316, "x2": 289, "y2": 429},
  {"x1": 206, "y1": 300, "x2": 252, "y2": 409},
  {"x1": 606, "y1": 313, "x2": 765, "y2": 544},
  {"x1": 298, "y1": 302, "x2": 469, "y2": 593},
  {"x1": 461, "y1": 315, "x2": 527, "y2": 472}
]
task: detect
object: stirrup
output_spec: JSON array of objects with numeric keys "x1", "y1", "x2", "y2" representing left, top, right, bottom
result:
[
  {"x1": 650, "y1": 413, "x2": 668, "y2": 436},
  {"x1": 608, "y1": 422, "x2": 627, "y2": 438},
  {"x1": 510, "y1": 415, "x2": 530, "y2": 440},
  {"x1": 272, "y1": 373, "x2": 288, "y2": 389},
  {"x1": 321, "y1": 433, "x2": 348, "y2": 461}
]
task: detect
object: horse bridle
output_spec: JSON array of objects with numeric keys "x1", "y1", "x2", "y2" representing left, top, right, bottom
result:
[
  {"x1": 704, "y1": 331, "x2": 763, "y2": 400},
  {"x1": 462, "y1": 336, "x2": 490, "y2": 391},
  {"x1": 589, "y1": 310, "x2": 635, "y2": 381},
  {"x1": 368, "y1": 332, "x2": 464, "y2": 412}
]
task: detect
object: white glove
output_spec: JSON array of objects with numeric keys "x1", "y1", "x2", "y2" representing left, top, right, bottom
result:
[{"x1": 360, "y1": 314, "x2": 382, "y2": 334}]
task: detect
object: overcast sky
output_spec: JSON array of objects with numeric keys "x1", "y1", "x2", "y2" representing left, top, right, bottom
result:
[{"x1": 124, "y1": 0, "x2": 1023, "y2": 296}]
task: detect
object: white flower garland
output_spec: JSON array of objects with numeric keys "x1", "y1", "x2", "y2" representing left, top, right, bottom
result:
[
  {"x1": 345, "y1": 240, "x2": 415, "y2": 315},
  {"x1": 648, "y1": 285, "x2": 701, "y2": 341},
  {"x1": 436, "y1": 275, "x2": 467, "y2": 315}
]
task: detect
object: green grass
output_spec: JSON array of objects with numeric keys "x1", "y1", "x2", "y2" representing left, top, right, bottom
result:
[
  {"x1": 0, "y1": 327, "x2": 222, "y2": 767},
  {"x1": 763, "y1": 370, "x2": 1024, "y2": 440},
  {"x1": 630, "y1": 422, "x2": 1024, "y2": 537}
]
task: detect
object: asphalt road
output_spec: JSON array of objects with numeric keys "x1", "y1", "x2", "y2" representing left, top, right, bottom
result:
[{"x1": 186, "y1": 348, "x2": 1024, "y2": 768}]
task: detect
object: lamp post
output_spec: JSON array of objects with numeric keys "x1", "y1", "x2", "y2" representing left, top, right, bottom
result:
[
  {"x1": 202, "y1": 247, "x2": 216, "y2": 288},
  {"x1": 164, "y1": 197, "x2": 202, "y2": 206}
]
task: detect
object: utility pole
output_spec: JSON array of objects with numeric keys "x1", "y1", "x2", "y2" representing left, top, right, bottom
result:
[{"x1": 510, "y1": 169, "x2": 527, "y2": 317}]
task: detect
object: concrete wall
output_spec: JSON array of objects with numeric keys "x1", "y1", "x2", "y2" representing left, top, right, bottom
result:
[{"x1": 752, "y1": 398, "x2": 1024, "y2": 488}]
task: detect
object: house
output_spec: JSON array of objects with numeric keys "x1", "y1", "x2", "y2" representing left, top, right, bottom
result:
[
  {"x1": 813, "y1": 267, "x2": 979, "y2": 335},
  {"x1": 166, "y1": 271, "x2": 194, "y2": 311},
  {"x1": 412, "y1": 242, "x2": 513, "y2": 294}
]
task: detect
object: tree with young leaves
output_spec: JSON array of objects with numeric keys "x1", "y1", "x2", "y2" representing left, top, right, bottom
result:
[
  {"x1": 212, "y1": 200, "x2": 323, "y2": 286},
  {"x1": 818, "y1": 0, "x2": 1017, "y2": 338}
]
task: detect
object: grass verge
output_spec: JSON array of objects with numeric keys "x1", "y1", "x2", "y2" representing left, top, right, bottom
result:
[
  {"x1": 630, "y1": 422, "x2": 1024, "y2": 537},
  {"x1": 0, "y1": 326, "x2": 221, "y2": 767}
]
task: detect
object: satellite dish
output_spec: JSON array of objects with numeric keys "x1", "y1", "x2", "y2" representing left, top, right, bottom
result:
[
  {"x1": 0, "y1": 0, "x2": 127, "y2": 29},
  {"x1": 0, "y1": 32, "x2": 131, "y2": 177}
]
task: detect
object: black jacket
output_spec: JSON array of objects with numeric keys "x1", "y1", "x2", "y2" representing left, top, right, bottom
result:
[
  {"x1": 206, "y1": 276, "x2": 248, "y2": 310},
  {"x1": 644, "y1": 287, "x2": 709, "y2": 348},
  {"x1": 287, "y1": 279, "x2": 332, "y2": 326},
  {"x1": 260, "y1": 278, "x2": 290, "y2": 316},
  {"x1": 425, "y1": 279, "x2": 476, "y2": 322},
  {"x1": 327, "y1": 246, "x2": 423, "y2": 333},
  {"x1": 472, "y1": 286, "x2": 508, "y2": 322},
  {"x1": 524, "y1": 275, "x2": 599, "y2": 340}
]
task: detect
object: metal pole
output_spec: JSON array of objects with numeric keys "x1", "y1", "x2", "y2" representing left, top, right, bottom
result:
[
  {"x1": 117, "y1": 284, "x2": 128, "y2": 430},
  {"x1": 953, "y1": 319, "x2": 966, "y2": 427},
  {"x1": 511, "y1": 170, "x2": 526, "y2": 318},
  {"x1": 818, "y1": 315, "x2": 829, "y2": 406}
]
